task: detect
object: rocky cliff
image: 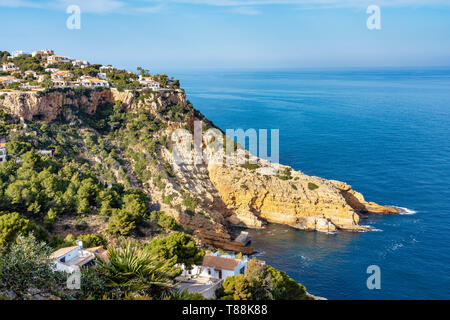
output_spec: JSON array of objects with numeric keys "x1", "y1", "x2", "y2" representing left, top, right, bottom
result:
[
  {"x1": 208, "y1": 161, "x2": 399, "y2": 232},
  {"x1": 0, "y1": 88, "x2": 114, "y2": 121},
  {"x1": 0, "y1": 88, "x2": 400, "y2": 252}
]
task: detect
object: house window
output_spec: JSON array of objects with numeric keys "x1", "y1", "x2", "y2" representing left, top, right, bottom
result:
[
  {"x1": 208, "y1": 269, "x2": 211, "y2": 275},
  {"x1": 239, "y1": 267, "x2": 245, "y2": 275}
]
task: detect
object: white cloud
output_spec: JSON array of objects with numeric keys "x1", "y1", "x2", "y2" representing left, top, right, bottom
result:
[
  {"x1": 134, "y1": 4, "x2": 164, "y2": 13},
  {"x1": 1, "y1": 0, "x2": 450, "y2": 15},
  {"x1": 0, "y1": 0, "x2": 42, "y2": 8},
  {"x1": 57, "y1": 0, "x2": 125, "y2": 14},
  {"x1": 232, "y1": 6, "x2": 260, "y2": 14},
  {"x1": 144, "y1": 0, "x2": 450, "y2": 8}
]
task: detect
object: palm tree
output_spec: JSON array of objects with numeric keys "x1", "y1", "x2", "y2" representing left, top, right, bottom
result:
[{"x1": 95, "y1": 242, "x2": 177, "y2": 298}]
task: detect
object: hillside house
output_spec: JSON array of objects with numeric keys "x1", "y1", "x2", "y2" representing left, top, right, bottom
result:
[
  {"x1": 37, "y1": 150, "x2": 53, "y2": 157},
  {"x1": 72, "y1": 59, "x2": 89, "y2": 68},
  {"x1": 51, "y1": 80, "x2": 71, "y2": 88},
  {"x1": 97, "y1": 72, "x2": 108, "y2": 80},
  {"x1": 24, "y1": 70, "x2": 38, "y2": 78},
  {"x1": 0, "y1": 138, "x2": 6, "y2": 162},
  {"x1": 80, "y1": 76, "x2": 109, "y2": 88},
  {"x1": 19, "y1": 83, "x2": 42, "y2": 91},
  {"x1": 50, "y1": 241, "x2": 108, "y2": 273},
  {"x1": 2, "y1": 62, "x2": 19, "y2": 72},
  {"x1": 47, "y1": 55, "x2": 70, "y2": 65},
  {"x1": 32, "y1": 49, "x2": 54, "y2": 59},
  {"x1": 45, "y1": 68, "x2": 59, "y2": 74},
  {"x1": 139, "y1": 77, "x2": 160, "y2": 91},
  {"x1": 51, "y1": 71, "x2": 73, "y2": 80},
  {"x1": 12, "y1": 50, "x2": 26, "y2": 58},
  {"x1": 180, "y1": 251, "x2": 248, "y2": 281},
  {"x1": 0, "y1": 76, "x2": 20, "y2": 85},
  {"x1": 99, "y1": 65, "x2": 114, "y2": 73}
]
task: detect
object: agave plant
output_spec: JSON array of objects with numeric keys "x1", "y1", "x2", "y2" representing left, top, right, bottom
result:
[{"x1": 95, "y1": 241, "x2": 177, "y2": 298}]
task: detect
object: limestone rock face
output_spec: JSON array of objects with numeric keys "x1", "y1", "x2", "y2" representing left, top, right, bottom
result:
[
  {"x1": 1, "y1": 89, "x2": 114, "y2": 121},
  {"x1": 208, "y1": 162, "x2": 400, "y2": 232}
]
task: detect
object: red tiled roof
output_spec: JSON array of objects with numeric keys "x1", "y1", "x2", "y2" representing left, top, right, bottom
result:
[
  {"x1": 202, "y1": 254, "x2": 240, "y2": 271},
  {"x1": 86, "y1": 246, "x2": 109, "y2": 262}
]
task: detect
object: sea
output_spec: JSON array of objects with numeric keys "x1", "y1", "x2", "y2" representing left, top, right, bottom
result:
[{"x1": 170, "y1": 68, "x2": 450, "y2": 299}]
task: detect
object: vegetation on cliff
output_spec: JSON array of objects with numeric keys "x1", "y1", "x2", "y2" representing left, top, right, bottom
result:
[
  {"x1": 0, "y1": 84, "x2": 311, "y2": 300},
  {"x1": 216, "y1": 258, "x2": 311, "y2": 300}
]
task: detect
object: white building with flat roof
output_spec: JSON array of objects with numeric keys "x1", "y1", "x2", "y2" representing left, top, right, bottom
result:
[
  {"x1": 0, "y1": 139, "x2": 6, "y2": 162},
  {"x1": 2, "y1": 62, "x2": 19, "y2": 72},
  {"x1": 50, "y1": 241, "x2": 108, "y2": 273}
]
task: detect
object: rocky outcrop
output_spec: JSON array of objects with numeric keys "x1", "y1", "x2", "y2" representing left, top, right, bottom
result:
[
  {"x1": 0, "y1": 89, "x2": 114, "y2": 121},
  {"x1": 208, "y1": 160, "x2": 400, "y2": 232}
]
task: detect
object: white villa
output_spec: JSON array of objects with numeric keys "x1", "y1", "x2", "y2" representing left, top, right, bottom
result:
[
  {"x1": 72, "y1": 59, "x2": 89, "y2": 68},
  {"x1": 51, "y1": 71, "x2": 73, "y2": 80},
  {"x1": 0, "y1": 138, "x2": 6, "y2": 162},
  {"x1": 32, "y1": 49, "x2": 54, "y2": 59},
  {"x1": 99, "y1": 65, "x2": 114, "y2": 73},
  {"x1": 180, "y1": 251, "x2": 248, "y2": 281},
  {"x1": 50, "y1": 241, "x2": 108, "y2": 273},
  {"x1": 97, "y1": 72, "x2": 108, "y2": 80},
  {"x1": 80, "y1": 76, "x2": 109, "y2": 88},
  {"x1": 19, "y1": 83, "x2": 42, "y2": 91},
  {"x1": 45, "y1": 67, "x2": 59, "y2": 74},
  {"x1": 0, "y1": 76, "x2": 20, "y2": 85},
  {"x1": 139, "y1": 77, "x2": 160, "y2": 91},
  {"x1": 2, "y1": 62, "x2": 19, "y2": 72},
  {"x1": 24, "y1": 70, "x2": 38, "y2": 78},
  {"x1": 51, "y1": 80, "x2": 71, "y2": 88},
  {"x1": 47, "y1": 55, "x2": 70, "y2": 65}
]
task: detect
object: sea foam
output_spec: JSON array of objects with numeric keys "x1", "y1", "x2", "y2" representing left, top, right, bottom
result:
[{"x1": 393, "y1": 206, "x2": 417, "y2": 215}]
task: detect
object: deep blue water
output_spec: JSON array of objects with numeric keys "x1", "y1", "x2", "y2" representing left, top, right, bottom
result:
[{"x1": 171, "y1": 68, "x2": 450, "y2": 299}]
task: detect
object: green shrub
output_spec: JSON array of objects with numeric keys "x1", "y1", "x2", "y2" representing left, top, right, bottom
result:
[
  {"x1": 308, "y1": 182, "x2": 319, "y2": 191},
  {"x1": 106, "y1": 211, "x2": 135, "y2": 236}
]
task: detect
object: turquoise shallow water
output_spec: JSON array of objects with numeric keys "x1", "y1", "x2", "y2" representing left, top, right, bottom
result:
[{"x1": 171, "y1": 68, "x2": 450, "y2": 299}]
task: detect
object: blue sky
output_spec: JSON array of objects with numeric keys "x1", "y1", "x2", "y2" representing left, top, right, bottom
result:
[{"x1": 1, "y1": 0, "x2": 450, "y2": 71}]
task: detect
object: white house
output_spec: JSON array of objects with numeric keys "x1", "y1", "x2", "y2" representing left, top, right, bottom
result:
[
  {"x1": 37, "y1": 149, "x2": 53, "y2": 157},
  {"x1": 50, "y1": 241, "x2": 108, "y2": 273},
  {"x1": 99, "y1": 65, "x2": 114, "y2": 73},
  {"x1": 51, "y1": 80, "x2": 71, "y2": 88},
  {"x1": 97, "y1": 72, "x2": 108, "y2": 80},
  {"x1": 80, "y1": 76, "x2": 109, "y2": 88},
  {"x1": 180, "y1": 251, "x2": 248, "y2": 281},
  {"x1": 2, "y1": 62, "x2": 19, "y2": 72},
  {"x1": 0, "y1": 76, "x2": 20, "y2": 85},
  {"x1": 0, "y1": 138, "x2": 6, "y2": 162},
  {"x1": 72, "y1": 59, "x2": 89, "y2": 68},
  {"x1": 12, "y1": 50, "x2": 25, "y2": 58},
  {"x1": 32, "y1": 49, "x2": 54, "y2": 59},
  {"x1": 51, "y1": 70, "x2": 73, "y2": 80},
  {"x1": 45, "y1": 67, "x2": 59, "y2": 74},
  {"x1": 24, "y1": 70, "x2": 38, "y2": 78},
  {"x1": 47, "y1": 55, "x2": 70, "y2": 65},
  {"x1": 139, "y1": 77, "x2": 160, "y2": 91},
  {"x1": 19, "y1": 83, "x2": 42, "y2": 91}
]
